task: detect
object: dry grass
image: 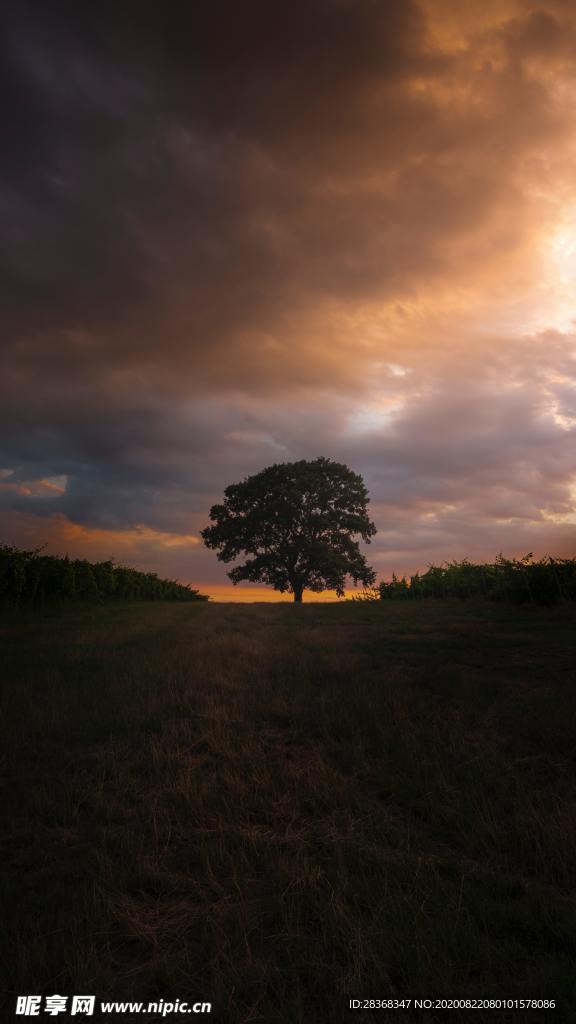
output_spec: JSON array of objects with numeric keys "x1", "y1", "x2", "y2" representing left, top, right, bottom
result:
[{"x1": 1, "y1": 599, "x2": 575, "y2": 1021}]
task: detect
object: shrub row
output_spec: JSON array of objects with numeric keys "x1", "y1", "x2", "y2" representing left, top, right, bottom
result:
[
  {"x1": 376, "y1": 554, "x2": 576, "y2": 606},
  {"x1": 0, "y1": 545, "x2": 208, "y2": 605}
]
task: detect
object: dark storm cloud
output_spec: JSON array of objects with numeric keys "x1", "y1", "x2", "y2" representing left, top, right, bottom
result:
[
  {"x1": 2, "y1": 0, "x2": 564, "y2": 365},
  {"x1": 0, "y1": 0, "x2": 425, "y2": 340}
]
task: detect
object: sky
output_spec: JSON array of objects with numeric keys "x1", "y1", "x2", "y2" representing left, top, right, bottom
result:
[{"x1": 1, "y1": 0, "x2": 576, "y2": 600}]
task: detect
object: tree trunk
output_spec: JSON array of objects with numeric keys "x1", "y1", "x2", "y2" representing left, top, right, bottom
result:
[{"x1": 293, "y1": 584, "x2": 303, "y2": 603}]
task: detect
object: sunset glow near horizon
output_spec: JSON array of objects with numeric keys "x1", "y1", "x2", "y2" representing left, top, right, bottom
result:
[{"x1": 2, "y1": 0, "x2": 575, "y2": 600}]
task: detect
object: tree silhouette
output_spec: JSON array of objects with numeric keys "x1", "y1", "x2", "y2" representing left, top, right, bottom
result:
[{"x1": 201, "y1": 457, "x2": 377, "y2": 601}]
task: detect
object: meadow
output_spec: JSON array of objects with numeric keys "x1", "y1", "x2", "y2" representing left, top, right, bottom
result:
[{"x1": 2, "y1": 599, "x2": 576, "y2": 1022}]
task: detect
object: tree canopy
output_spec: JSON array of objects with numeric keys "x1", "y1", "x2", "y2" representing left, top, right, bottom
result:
[{"x1": 201, "y1": 457, "x2": 377, "y2": 601}]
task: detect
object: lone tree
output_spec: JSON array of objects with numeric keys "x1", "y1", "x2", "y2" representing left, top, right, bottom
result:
[{"x1": 201, "y1": 457, "x2": 377, "y2": 602}]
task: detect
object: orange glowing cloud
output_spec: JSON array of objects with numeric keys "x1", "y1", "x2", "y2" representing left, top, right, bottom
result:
[
  {"x1": 1, "y1": 511, "x2": 199, "y2": 562},
  {"x1": 0, "y1": 473, "x2": 68, "y2": 498},
  {"x1": 53, "y1": 519, "x2": 201, "y2": 552}
]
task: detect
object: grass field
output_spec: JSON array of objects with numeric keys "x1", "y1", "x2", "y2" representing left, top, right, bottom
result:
[{"x1": 2, "y1": 600, "x2": 576, "y2": 1022}]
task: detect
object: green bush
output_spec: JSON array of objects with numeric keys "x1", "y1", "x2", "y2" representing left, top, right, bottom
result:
[
  {"x1": 0, "y1": 544, "x2": 209, "y2": 606},
  {"x1": 378, "y1": 554, "x2": 576, "y2": 606}
]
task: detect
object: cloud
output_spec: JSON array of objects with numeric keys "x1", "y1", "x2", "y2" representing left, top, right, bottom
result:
[{"x1": 1, "y1": 0, "x2": 576, "y2": 590}]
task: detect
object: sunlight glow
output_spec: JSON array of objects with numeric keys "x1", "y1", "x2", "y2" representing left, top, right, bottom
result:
[
  {"x1": 539, "y1": 209, "x2": 576, "y2": 331},
  {"x1": 202, "y1": 584, "x2": 361, "y2": 602},
  {"x1": 550, "y1": 220, "x2": 576, "y2": 283},
  {"x1": 346, "y1": 400, "x2": 404, "y2": 436}
]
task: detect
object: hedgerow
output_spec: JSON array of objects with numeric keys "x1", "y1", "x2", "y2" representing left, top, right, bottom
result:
[
  {"x1": 0, "y1": 545, "x2": 208, "y2": 605},
  {"x1": 375, "y1": 554, "x2": 576, "y2": 606}
]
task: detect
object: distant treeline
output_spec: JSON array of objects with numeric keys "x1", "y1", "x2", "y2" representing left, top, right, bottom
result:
[
  {"x1": 0, "y1": 545, "x2": 208, "y2": 605},
  {"x1": 374, "y1": 555, "x2": 576, "y2": 605}
]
